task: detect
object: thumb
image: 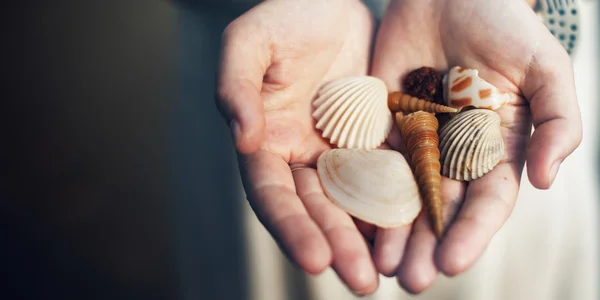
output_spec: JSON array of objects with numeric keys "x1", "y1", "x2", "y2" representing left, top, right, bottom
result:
[
  {"x1": 521, "y1": 38, "x2": 582, "y2": 189},
  {"x1": 215, "y1": 23, "x2": 268, "y2": 154}
]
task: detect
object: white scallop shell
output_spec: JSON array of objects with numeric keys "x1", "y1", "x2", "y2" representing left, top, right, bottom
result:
[
  {"x1": 317, "y1": 149, "x2": 422, "y2": 227},
  {"x1": 439, "y1": 109, "x2": 505, "y2": 181},
  {"x1": 313, "y1": 76, "x2": 392, "y2": 149},
  {"x1": 443, "y1": 66, "x2": 511, "y2": 110}
]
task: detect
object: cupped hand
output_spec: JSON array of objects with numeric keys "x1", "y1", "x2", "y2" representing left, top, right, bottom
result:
[
  {"x1": 216, "y1": 0, "x2": 380, "y2": 295},
  {"x1": 369, "y1": 0, "x2": 582, "y2": 293}
]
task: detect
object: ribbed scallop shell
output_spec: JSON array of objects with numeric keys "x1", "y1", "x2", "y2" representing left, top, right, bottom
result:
[
  {"x1": 439, "y1": 109, "x2": 505, "y2": 181},
  {"x1": 317, "y1": 149, "x2": 422, "y2": 228},
  {"x1": 313, "y1": 76, "x2": 392, "y2": 149}
]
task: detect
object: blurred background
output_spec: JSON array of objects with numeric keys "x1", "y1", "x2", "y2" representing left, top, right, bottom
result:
[{"x1": 2, "y1": 0, "x2": 599, "y2": 299}]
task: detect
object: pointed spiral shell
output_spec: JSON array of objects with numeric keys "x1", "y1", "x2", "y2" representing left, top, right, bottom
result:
[
  {"x1": 389, "y1": 92, "x2": 458, "y2": 114},
  {"x1": 397, "y1": 111, "x2": 444, "y2": 238}
]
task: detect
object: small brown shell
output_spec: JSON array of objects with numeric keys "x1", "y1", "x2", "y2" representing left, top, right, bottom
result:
[
  {"x1": 389, "y1": 92, "x2": 458, "y2": 114},
  {"x1": 397, "y1": 111, "x2": 444, "y2": 239},
  {"x1": 438, "y1": 109, "x2": 504, "y2": 181}
]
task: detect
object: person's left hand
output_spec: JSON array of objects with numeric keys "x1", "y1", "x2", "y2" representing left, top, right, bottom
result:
[{"x1": 368, "y1": 0, "x2": 582, "y2": 293}]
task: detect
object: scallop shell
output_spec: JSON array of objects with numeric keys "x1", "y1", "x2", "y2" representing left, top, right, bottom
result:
[
  {"x1": 313, "y1": 76, "x2": 393, "y2": 149},
  {"x1": 317, "y1": 148, "x2": 422, "y2": 228},
  {"x1": 439, "y1": 109, "x2": 505, "y2": 181},
  {"x1": 443, "y1": 66, "x2": 511, "y2": 110},
  {"x1": 389, "y1": 91, "x2": 458, "y2": 114},
  {"x1": 396, "y1": 111, "x2": 444, "y2": 238}
]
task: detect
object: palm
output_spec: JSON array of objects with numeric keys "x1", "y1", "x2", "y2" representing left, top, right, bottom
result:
[
  {"x1": 370, "y1": 0, "x2": 577, "y2": 293},
  {"x1": 217, "y1": 0, "x2": 382, "y2": 294}
]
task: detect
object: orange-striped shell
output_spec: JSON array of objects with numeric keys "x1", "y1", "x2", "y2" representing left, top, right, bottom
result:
[{"x1": 443, "y1": 66, "x2": 510, "y2": 110}]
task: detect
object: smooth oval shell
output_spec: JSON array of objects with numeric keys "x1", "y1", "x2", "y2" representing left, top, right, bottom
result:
[
  {"x1": 313, "y1": 76, "x2": 392, "y2": 149},
  {"x1": 443, "y1": 66, "x2": 510, "y2": 110},
  {"x1": 439, "y1": 109, "x2": 505, "y2": 181},
  {"x1": 317, "y1": 149, "x2": 422, "y2": 227}
]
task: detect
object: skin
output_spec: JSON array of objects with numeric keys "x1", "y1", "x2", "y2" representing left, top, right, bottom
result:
[
  {"x1": 370, "y1": 0, "x2": 581, "y2": 294},
  {"x1": 216, "y1": 0, "x2": 582, "y2": 296},
  {"x1": 216, "y1": 0, "x2": 381, "y2": 295}
]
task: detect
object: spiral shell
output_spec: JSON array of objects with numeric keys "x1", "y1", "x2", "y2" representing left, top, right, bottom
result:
[
  {"x1": 389, "y1": 91, "x2": 458, "y2": 113},
  {"x1": 439, "y1": 109, "x2": 505, "y2": 181},
  {"x1": 313, "y1": 76, "x2": 392, "y2": 149},
  {"x1": 317, "y1": 149, "x2": 422, "y2": 228},
  {"x1": 443, "y1": 66, "x2": 511, "y2": 110},
  {"x1": 397, "y1": 112, "x2": 444, "y2": 238}
]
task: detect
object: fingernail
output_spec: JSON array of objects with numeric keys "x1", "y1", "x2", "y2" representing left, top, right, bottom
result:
[
  {"x1": 548, "y1": 160, "x2": 561, "y2": 187},
  {"x1": 230, "y1": 120, "x2": 242, "y2": 146}
]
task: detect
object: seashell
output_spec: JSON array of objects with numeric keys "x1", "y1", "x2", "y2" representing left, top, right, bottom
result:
[
  {"x1": 395, "y1": 111, "x2": 405, "y2": 123},
  {"x1": 443, "y1": 66, "x2": 511, "y2": 110},
  {"x1": 438, "y1": 109, "x2": 505, "y2": 181},
  {"x1": 313, "y1": 76, "x2": 393, "y2": 149},
  {"x1": 317, "y1": 148, "x2": 422, "y2": 228},
  {"x1": 396, "y1": 112, "x2": 444, "y2": 238},
  {"x1": 388, "y1": 91, "x2": 459, "y2": 113}
]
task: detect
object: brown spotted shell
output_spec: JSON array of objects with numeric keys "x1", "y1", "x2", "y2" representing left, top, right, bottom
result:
[
  {"x1": 396, "y1": 111, "x2": 444, "y2": 238},
  {"x1": 438, "y1": 109, "x2": 504, "y2": 181},
  {"x1": 388, "y1": 92, "x2": 458, "y2": 114},
  {"x1": 443, "y1": 66, "x2": 511, "y2": 110}
]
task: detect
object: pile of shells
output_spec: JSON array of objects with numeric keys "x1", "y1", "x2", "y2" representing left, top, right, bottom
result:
[{"x1": 312, "y1": 66, "x2": 508, "y2": 238}]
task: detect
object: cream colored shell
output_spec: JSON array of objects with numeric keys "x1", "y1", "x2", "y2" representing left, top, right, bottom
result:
[
  {"x1": 317, "y1": 149, "x2": 422, "y2": 227},
  {"x1": 443, "y1": 66, "x2": 510, "y2": 110},
  {"x1": 439, "y1": 109, "x2": 505, "y2": 181},
  {"x1": 313, "y1": 76, "x2": 392, "y2": 149}
]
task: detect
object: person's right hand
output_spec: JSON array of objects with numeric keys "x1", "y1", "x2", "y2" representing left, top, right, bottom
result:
[{"x1": 215, "y1": 0, "x2": 380, "y2": 295}]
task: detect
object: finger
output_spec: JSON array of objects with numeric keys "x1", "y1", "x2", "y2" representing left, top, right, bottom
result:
[
  {"x1": 239, "y1": 151, "x2": 332, "y2": 274},
  {"x1": 395, "y1": 212, "x2": 438, "y2": 295},
  {"x1": 435, "y1": 163, "x2": 520, "y2": 276},
  {"x1": 216, "y1": 22, "x2": 269, "y2": 154},
  {"x1": 294, "y1": 168, "x2": 379, "y2": 295},
  {"x1": 395, "y1": 178, "x2": 465, "y2": 293},
  {"x1": 373, "y1": 225, "x2": 411, "y2": 277},
  {"x1": 521, "y1": 41, "x2": 582, "y2": 189}
]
